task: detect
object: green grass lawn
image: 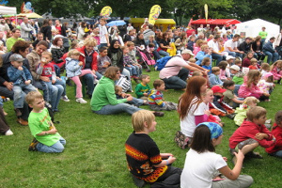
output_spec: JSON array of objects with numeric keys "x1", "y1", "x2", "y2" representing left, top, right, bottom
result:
[{"x1": 1, "y1": 67, "x2": 282, "y2": 188}]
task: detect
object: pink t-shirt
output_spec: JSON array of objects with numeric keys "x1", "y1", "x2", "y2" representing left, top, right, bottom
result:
[{"x1": 159, "y1": 56, "x2": 187, "y2": 79}]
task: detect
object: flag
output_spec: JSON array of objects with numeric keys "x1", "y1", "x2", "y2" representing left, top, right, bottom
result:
[
  {"x1": 148, "y1": 5, "x2": 162, "y2": 25},
  {"x1": 204, "y1": 4, "x2": 208, "y2": 23}
]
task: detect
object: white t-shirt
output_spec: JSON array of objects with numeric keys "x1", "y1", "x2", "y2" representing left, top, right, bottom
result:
[
  {"x1": 159, "y1": 56, "x2": 187, "y2": 79},
  {"x1": 180, "y1": 97, "x2": 206, "y2": 137},
  {"x1": 224, "y1": 39, "x2": 237, "y2": 52},
  {"x1": 208, "y1": 40, "x2": 219, "y2": 53},
  {"x1": 181, "y1": 149, "x2": 227, "y2": 188},
  {"x1": 99, "y1": 25, "x2": 108, "y2": 43}
]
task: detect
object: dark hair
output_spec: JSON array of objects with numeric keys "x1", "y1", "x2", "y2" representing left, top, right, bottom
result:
[
  {"x1": 148, "y1": 43, "x2": 155, "y2": 48},
  {"x1": 140, "y1": 74, "x2": 149, "y2": 81},
  {"x1": 99, "y1": 46, "x2": 108, "y2": 52},
  {"x1": 104, "y1": 66, "x2": 120, "y2": 80},
  {"x1": 270, "y1": 37, "x2": 275, "y2": 41},
  {"x1": 223, "y1": 80, "x2": 235, "y2": 88},
  {"x1": 148, "y1": 24, "x2": 154, "y2": 30},
  {"x1": 218, "y1": 61, "x2": 228, "y2": 70},
  {"x1": 266, "y1": 75, "x2": 274, "y2": 82},
  {"x1": 275, "y1": 111, "x2": 282, "y2": 125},
  {"x1": 190, "y1": 125, "x2": 215, "y2": 153},
  {"x1": 11, "y1": 40, "x2": 30, "y2": 53},
  {"x1": 36, "y1": 40, "x2": 48, "y2": 48},
  {"x1": 233, "y1": 34, "x2": 240, "y2": 39},
  {"x1": 12, "y1": 28, "x2": 20, "y2": 33},
  {"x1": 214, "y1": 35, "x2": 221, "y2": 39},
  {"x1": 153, "y1": 79, "x2": 164, "y2": 88},
  {"x1": 52, "y1": 37, "x2": 62, "y2": 46}
]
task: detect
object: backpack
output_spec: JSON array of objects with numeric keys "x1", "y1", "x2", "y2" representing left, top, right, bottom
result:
[
  {"x1": 116, "y1": 75, "x2": 131, "y2": 92},
  {"x1": 154, "y1": 56, "x2": 173, "y2": 71}
]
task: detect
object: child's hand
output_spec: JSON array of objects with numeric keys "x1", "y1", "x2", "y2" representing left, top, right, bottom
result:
[
  {"x1": 49, "y1": 128, "x2": 57, "y2": 134},
  {"x1": 79, "y1": 61, "x2": 83, "y2": 66},
  {"x1": 263, "y1": 93, "x2": 270, "y2": 97},
  {"x1": 126, "y1": 96, "x2": 133, "y2": 101},
  {"x1": 255, "y1": 133, "x2": 267, "y2": 140},
  {"x1": 143, "y1": 93, "x2": 148, "y2": 96},
  {"x1": 168, "y1": 156, "x2": 176, "y2": 164},
  {"x1": 204, "y1": 110, "x2": 211, "y2": 116},
  {"x1": 227, "y1": 77, "x2": 232, "y2": 80},
  {"x1": 222, "y1": 157, "x2": 228, "y2": 161},
  {"x1": 52, "y1": 80, "x2": 56, "y2": 84},
  {"x1": 56, "y1": 77, "x2": 61, "y2": 80},
  {"x1": 234, "y1": 149, "x2": 245, "y2": 160},
  {"x1": 25, "y1": 80, "x2": 31, "y2": 85},
  {"x1": 18, "y1": 66, "x2": 23, "y2": 71},
  {"x1": 92, "y1": 70, "x2": 96, "y2": 74},
  {"x1": 127, "y1": 65, "x2": 131, "y2": 67}
]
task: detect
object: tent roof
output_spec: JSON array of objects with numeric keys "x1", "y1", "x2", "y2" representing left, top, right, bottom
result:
[
  {"x1": 0, "y1": 6, "x2": 17, "y2": 15},
  {"x1": 191, "y1": 19, "x2": 240, "y2": 26},
  {"x1": 130, "y1": 18, "x2": 175, "y2": 25},
  {"x1": 236, "y1": 18, "x2": 279, "y2": 26},
  {"x1": 18, "y1": 13, "x2": 43, "y2": 18}
]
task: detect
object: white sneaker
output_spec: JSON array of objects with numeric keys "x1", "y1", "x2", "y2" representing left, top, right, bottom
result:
[
  {"x1": 61, "y1": 95, "x2": 70, "y2": 102},
  {"x1": 76, "y1": 98, "x2": 87, "y2": 104},
  {"x1": 94, "y1": 79, "x2": 99, "y2": 85},
  {"x1": 5, "y1": 129, "x2": 13, "y2": 136}
]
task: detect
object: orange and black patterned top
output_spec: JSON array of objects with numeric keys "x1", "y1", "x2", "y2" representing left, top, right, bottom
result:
[{"x1": 125, "y1": 132, "x2": 168, "y2": 183}]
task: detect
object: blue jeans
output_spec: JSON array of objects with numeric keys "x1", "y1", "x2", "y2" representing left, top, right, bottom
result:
[
  {"x1": 93, "y1": 103, "x2": 141, "y2": 115},
  {"x1": 162, "y1": 68, "x2": 189, "y2": 89},
  {"x1": 125, "y1": 66, "x2": 138, "y2": 76},
  {"x1": 269, "y1": 150, "x2": 282, "y2": 158},
  {"x1": 41, "y1": 80, "x2": 53, "y2": 102},
  {"x1": 36, "y1": 137, "x2": 66, "y2": 153},
  {"x1": 153, "y1": 50, "x2": 161, "y2": 60},
  {"x1": 54, "y1": 64, "x2": 61, "y2": 77},
  {"x1": 127, "y1": 98, "x2": 144, "y2": 107},
  {"x1": 264, "y1": 51, "x2": 279, "y2": 64},
  {"x1": 158, "y1": 50, "x2": 169, "y2": 56},
  {"x1": 227, "y1": 51, "x2": 236, "y2": 57},
  {"x1": 95, "y1": 72, "x2": 102, "y2": 80},
  {"x1": 54, "y1": 79, "x2": 67, "y2": 96},
  {"x1": 82, "y1": 73, "x2": 95, "y2": 96},
  {"x1": 212, "y1": 53, "x2": 223, "y2": 65},
  {"x1": 13, "y1": 83, "x2": 37, "y2": 108},
  {"x1": 51, "y1": 84, "x2": 64, "y2": 111},
  {"x1": 0, "y1": 97, "x2": 3, "y2": 108}
]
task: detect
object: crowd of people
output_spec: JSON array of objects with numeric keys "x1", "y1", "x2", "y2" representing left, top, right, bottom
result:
[{"x1": 1, "y1": 16, "x2": 282, "y2": 187}]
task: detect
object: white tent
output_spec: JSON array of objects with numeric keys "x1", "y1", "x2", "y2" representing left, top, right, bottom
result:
[
  {"x1": 235, "y1": 18, "x2": 280, "y2": 41},
  {"x1": 0, "y1": 6, "x2": 17, "y2": 15}
]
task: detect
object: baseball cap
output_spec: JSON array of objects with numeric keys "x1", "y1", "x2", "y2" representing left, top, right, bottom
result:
[
  {"x1": 211, "y1": 85, "x2": 226, "y2": 93},
  {"x1": 230, "y1": 65, "x2": 240, "y2": 71},
  {"x1": 226, "y1": 55, "x2": 235, "y2": 60},
  {"x1": 9, "y1": 54, "x2": 24, "y2": 62},
  {"x1": 197, "y1": 122, "x2": 223, "y2": 139},
  {"x1": 181, "y1": 49, "x2": 194, "y2": 56}
]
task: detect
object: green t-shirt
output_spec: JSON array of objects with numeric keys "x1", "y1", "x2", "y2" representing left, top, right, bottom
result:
[
  {"x1": 135, "y1": 83, "x2": 150, "y2": 98},
  {"x1": 259, "y1": 31, "x2": 268, "y2": 39},
  {"x1": 6, "y1": 37, "x2": 24, "y2": 52},
  {"x1": 223, "y1": 89, "x2": 235, "y2": 107},
  {"x1": 28, "y1": 108, "x2": 61, "y2": 146}
]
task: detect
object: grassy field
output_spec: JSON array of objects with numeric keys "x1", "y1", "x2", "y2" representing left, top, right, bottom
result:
[{"x1": 1, "y1": 67, "x2": 282, "y2": 188}]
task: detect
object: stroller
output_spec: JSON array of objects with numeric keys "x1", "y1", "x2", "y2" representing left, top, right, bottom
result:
[{"x1": 135, "y1": 45, "x2": 156, "y2": 72}]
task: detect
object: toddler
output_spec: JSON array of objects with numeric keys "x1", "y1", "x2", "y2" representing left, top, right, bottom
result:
[
  {"x1": 26, "y1": 91, "x2": 66, "y2": 153},
  {"x1": 122, "y1": 46, "x2": 141, "y2": 80},
  {"x1": 229, "y1": 106, "x2": 276, "y2": 164},
  {"x1": 66, "y1": 49, "x2": 97, "y2": 104},
  {"x1": 97, "y1": 46, "x2": 111, "y2": 75},
  {"x1": 135, "y1": 74, "x2": 151, "y2": 99},
  {"x1": 223, "y1": 80, "x2": 244, "y2": 108},
  {"x1": 148, "y1": 79, "x2": 177, "y2": 111},
  {"x1": 218, "y1": 61, "x2": 230, "y2": 81},
  {"x1": 248, "y1": 58, "x2": 259, "y2": 70},
  {"x1": 258, "y1": 73, "x2": 274, "y2": 97},
  {"x1": 266, "y1": 111, "x2": 282, "y2": 158},
  {"x1": 260, "y1": 63, "x2": 270, "y2": 78},
  {"x1": 7, "y1": 54, "x2": 37, "y2": 117},
  {"x1": 115, "y1": 85, "x2": 147, "y2": 107},
  {"x1": 209, "y1": 67, "x2": 223, "y2": 87},
  {"x1": 234, "y1": 96, "x2": 259, "y2": 126},
  {"x1": 127, "y1": 42, "x2": 142, "y2": 74},
  {"x1": 201, "y1": 57, "x2": 212, "y2": 74},
  {"x1": 188, "y1": 58, "x2": 196, "y2": 77}
]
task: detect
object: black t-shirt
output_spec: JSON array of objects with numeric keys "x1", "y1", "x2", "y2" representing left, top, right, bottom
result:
[{"x1": 125, "y1": 132, "x2": 168, "y2": 183}]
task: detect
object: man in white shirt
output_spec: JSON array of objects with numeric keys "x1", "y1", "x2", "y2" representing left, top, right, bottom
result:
[
  {"x1": 224, "y1": 34, "x2": 244, "y2": 58},
  {"x1": 98, "y1": 18, "x2": 109, "y2": 49},
  {"x1": 126, "y1": 23, "x2": 134, "y2": 34},
  {"x1": 20, "y1": 17, "x2": 35, "y2": 41},
  {"x1": 208, "y1": 35, "x2": 225, "y2": 65}
]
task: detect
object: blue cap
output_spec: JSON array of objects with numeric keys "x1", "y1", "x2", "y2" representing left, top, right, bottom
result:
[{"x1": 197, "y1": 122, "x2": 223, "y2": 139}]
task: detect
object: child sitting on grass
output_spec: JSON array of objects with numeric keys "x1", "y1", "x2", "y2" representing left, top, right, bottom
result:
[
  {"x1": 223, "y1": 80, "x2": 244, "y2": 108},
  {"x1": 26, "y1": 91, "x2": 66, "y2": 153},
  {"x1": 115, "y1": 85, "x2": 147, "y2": 107},
  {"x1": 218, "y1": 61, "x2": 230, "y2": 81},
  {"x1": 235, "y1": 58, "x2": 242, "y2": 68},
  {"x1": 209, "y1": 67, "x2": 223, "y2": 87},
  {"x1": 258, "y1": 73, "x2": 275, "y2": 97},
  {"x1": 266, "y1": 111, "x2": 282, "y2": 158},
  {"x1": 234, "y1": 97, "x2": 259, "y2": 126},
  {"x1": 231, "y1": 65, "x2": 244, "y2": 85},
  {"x1": 201, "y1": 57, "x2": 212, "y2": 75},
  {"x1": 125, "y1": 110, "x2": 182, "y2": 187},
  {"x1": 148, "y1": 79, "x2": 177, "y2": 111},
  {"x1": 260, "y1": 63, "x2": 270, "y2": 78},
  {"x1": 229, "y1": 106, "x2": 276, "y2": 164},
  {"x1": 270, "y1": 60, "x2": 282, "y2": 84},
  {"x1": 135, "y1": 74, "x2": 151, "y2": 99},
  {"x1": 7, "y1": 54, "x2": 37, "y2": 117},
  {"x1": 248, "y1": 58, "x2": 259, "y2": 70}
]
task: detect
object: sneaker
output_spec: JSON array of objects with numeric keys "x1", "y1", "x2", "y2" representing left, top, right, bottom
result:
[
  {"x1": 14, "y1": 108, "x2": 22, "y2": 117},
  {"x1": 153, "y1": 111, "x2": 164, "y2": 117},
  {"x1": 17, "y1": 118, "x2": 28, "y2": 126},
  {"x1": 28, "y1": 138, "x2": 39, "y2": 151},
  {"x1": 246, "y1": 151, "x2": 263, "y2": 159},
  {"x1": 226, "y1": 113, "x2": 235, "y2": 119},
  {"x1": 76, "y1": 98, "x2": 87, "y2": 104},
  {"x1": 5, "y1": 129, "x2": 13, "y2": 136},
  {"x1": 94, "y1": 79, "x2": 99, "y2": 85},
  {"x1": 61, "y1": 95, "x2": 70, "y2": 102}
]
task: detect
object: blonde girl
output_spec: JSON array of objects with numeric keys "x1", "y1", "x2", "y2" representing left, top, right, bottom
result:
[
  {"x1": 260, "y1": 63, "x2": 270, "y2": 77},
  {"x1": 270, "y1": 60, "x2": 282, "y2": 82}
]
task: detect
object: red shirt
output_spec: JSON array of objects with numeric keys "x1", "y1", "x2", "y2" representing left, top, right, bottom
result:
[
  {"x1": 40, "y1": 63, "x2": 54, "y2": 78},
  {"x1": 266, "y1": 123, "x2": 282, "y2": 153},
  {"x1": 186, "y1": 29, "x2": 195, "y2": 38},
  {"x1": 55, "y1": 25, "x2": 62, "y2": 34}
]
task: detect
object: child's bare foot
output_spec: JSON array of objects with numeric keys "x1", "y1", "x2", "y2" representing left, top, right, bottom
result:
[{"x1": 3, "y1": 109, "x2": 7, "y2": 116}]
